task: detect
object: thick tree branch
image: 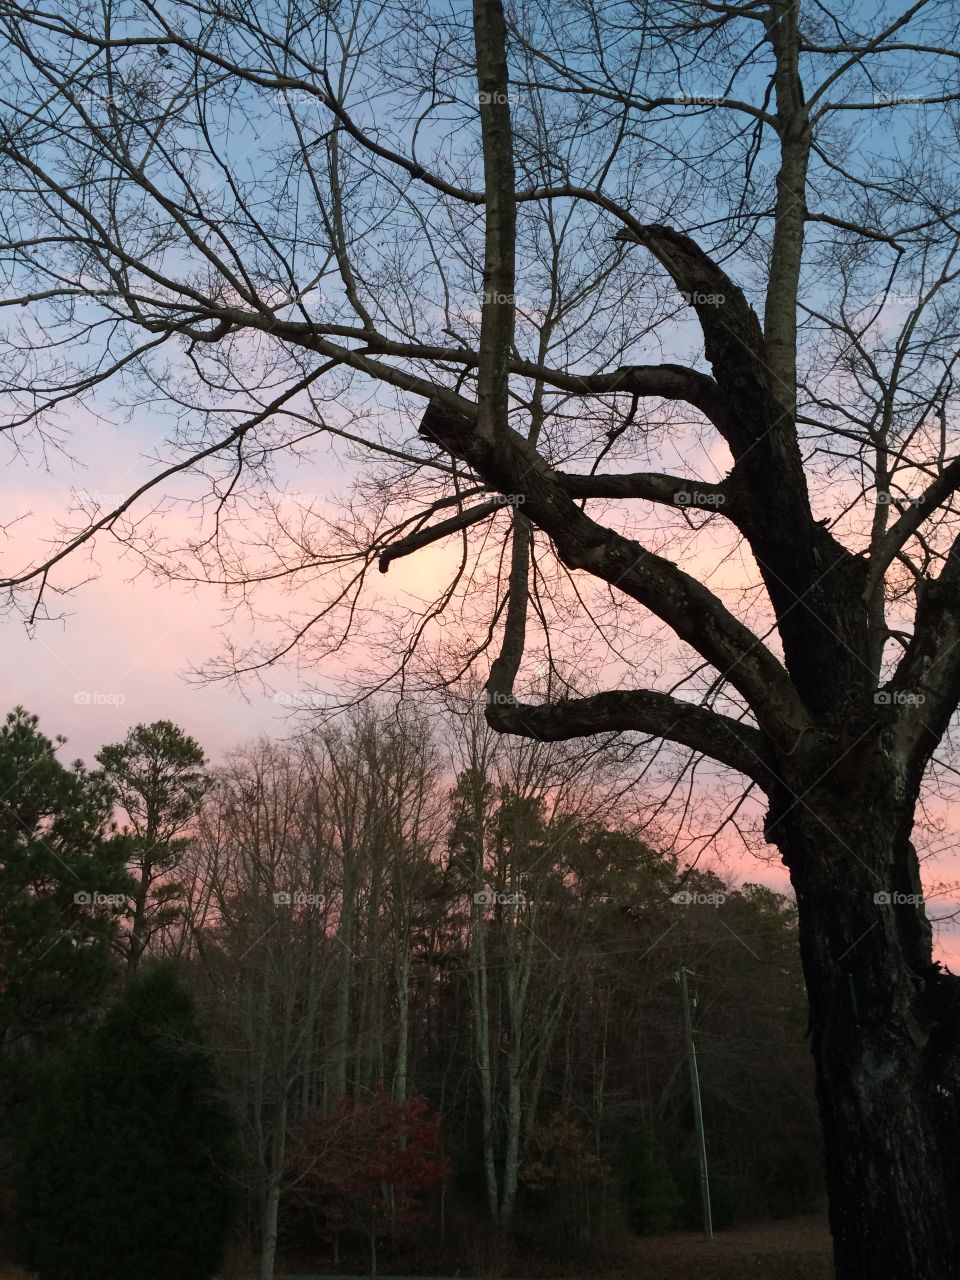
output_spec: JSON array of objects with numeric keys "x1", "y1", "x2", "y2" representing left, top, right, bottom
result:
[
  {"x1": 865, "y1": 456, "x2": 960, "y2": 599},
  {"x1": 378, "y1": 501, "x2": 504, "y2": 573},
  {"x1": 612, "y1": 224, "x2": 789, "y2": 456},
  {"x1": 616, "y1": 221, "x2": 875, "y2": 713},
  {"x1": 472, "y1": 0, "x2": 516, "y2": 445},
  {"x1": 355, "y1": 336, "x2": 729, "y2": 428},
  {"x1": 419, "y1": 400, "x2": 811, "y2": 751},
  {"x1": 485, "y1": 689, "x2": 773, "y2": 786},
  {"x1": 894, "y1": 534, "x2": 960, "y2": 773},
  {"x1": 765, "y1": 0, "x2": 809, "y2": 415},
  {"x1": 555, "y1": 470, "x2": 730, "y2": 508},
  {"x1": 510, "y1": 358, "x2": 728, "y2": 429},
  {"x1": 487, "y1": 511, "x2": 531, "y2": 699}
]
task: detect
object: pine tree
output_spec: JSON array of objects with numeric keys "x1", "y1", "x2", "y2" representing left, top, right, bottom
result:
[
  {"x1": 16, "y1": 964, "x2": 237, "y2": 1280},
  {"x1": 97, "y1": 720, "x2": 210, "y2": 974},
  {"x1": 0, "y1": 707, "x2": 131, "y2": 1046}
]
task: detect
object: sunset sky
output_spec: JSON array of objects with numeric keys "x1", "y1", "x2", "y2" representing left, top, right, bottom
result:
[
  {"x1": 4, "y1": 413, "x2": 960, "y2": 970},
  {"x1": 1, "y1": 15, "x2": 957, "y2": 969}
]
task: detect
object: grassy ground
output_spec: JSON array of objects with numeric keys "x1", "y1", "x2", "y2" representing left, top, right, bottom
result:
[
  {"x1": 615, "y1": 1215, "x2": 833, "y2": 1279},
  {"x1": 0, "y1": 1217, "x2": 835, "y2": 1280},
  {"x1": 272, "y1": 1217, "x2": 834, "y2": 1280}
]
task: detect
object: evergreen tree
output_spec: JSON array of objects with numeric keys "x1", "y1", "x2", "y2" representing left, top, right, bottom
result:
[
  {"x1": 97, "y1": 721, "x2": 210, "y2": 974},
  {"x1": 0, "y1": 707, "x2": 131, "y2": 1046},
  {"x1": 16, "y1": 964, "x2": 237, "y2": 1280}
]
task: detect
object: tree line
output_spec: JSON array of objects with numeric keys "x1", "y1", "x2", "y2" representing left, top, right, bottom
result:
[{"x1": 0, "y1": 702, "x2": 820, "y2": 1278}]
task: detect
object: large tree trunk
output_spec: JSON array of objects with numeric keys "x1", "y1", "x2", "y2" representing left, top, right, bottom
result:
[
  {"x1": 332, "y1": 863, "x2": 356, "y2": 1099},
  {"x1": 500, "y1": 1057, "x2": 522, "y2": 1221},
  {"x1": 258, "y1": 1095, "x2": 288, "y2": 1280},
  {"x1": 772, "y1": 773, "x2": 960, "y2": 1280},
  {"x1": 393, "y1": 941, "x2": 410, "y2": 1102},
  {"x1": 258, "y1": 1178, "x2": 281, "y2": 1280},
  {"x1": 470, "y1": 918, "x2": 500, "y2": 1221},
  {"x1": 126, "y1": 864, "x2": 150, "y2": 977}
]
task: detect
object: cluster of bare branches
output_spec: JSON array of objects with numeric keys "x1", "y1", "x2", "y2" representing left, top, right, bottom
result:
[{"x1": 4, "y1": 2, "x2": 960, "y2": 1271}]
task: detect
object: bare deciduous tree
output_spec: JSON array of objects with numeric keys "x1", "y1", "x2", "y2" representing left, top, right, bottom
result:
[
  {"x1": 2, "y1": 0, "x2": 960, "y2": 1273},
  {"x1": 192, "y1": 740, "x2": 338, "y2": 1280}
]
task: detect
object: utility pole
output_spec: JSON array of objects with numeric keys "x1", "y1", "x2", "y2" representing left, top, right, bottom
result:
[{"x1": 675, "y1": 965, "x2": 713, "y2": 1241}]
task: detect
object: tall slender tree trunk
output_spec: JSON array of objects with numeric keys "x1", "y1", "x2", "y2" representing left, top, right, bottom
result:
[
  {"x1": 356, "y1": 868, "x2": 384, "y2": 1090},
  {"x1": 499, "y1": 1057, "x2": 522, "y2": 1221},
  {"x1": 332, "y1": 865, "x2": 356, "y2": 1099},
  {"x1": 471, "y1": 924, "x2": 500, "y2": 1220},
  {"x1": 258, "y1": 1094, "x2": 288, "y2": 1280},
  {"x1": 394, "y1": 942, "x2": 411, "y2": 1102},
  {"x1": 367, "y1": 1224, "x2": 378, "y2": 1280},
  {"x1": 127, "y1": 813, "x2": 158, "y2": 977},
  {"x1": 126, "y1": 865, "x2": 150, "y2": 977}
]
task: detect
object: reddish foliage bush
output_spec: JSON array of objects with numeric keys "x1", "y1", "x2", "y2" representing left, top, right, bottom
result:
[{"x1": 289, "y1": 1090, "x2": 450, "y2": 1275}]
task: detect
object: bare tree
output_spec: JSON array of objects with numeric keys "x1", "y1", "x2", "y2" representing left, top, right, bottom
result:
[
  {"x1": 191, "y1": 740, "x2": 338, "y2": 1280},
  {"x1": 2, "y1": 0, "x2": 960, "y2": 1273},
  {"x1": 446, "y1": 698, "x2": 639, "y2": 1224},
  {"x1": 306, "y1": 705, "x2": 445, "y2": 1101}
]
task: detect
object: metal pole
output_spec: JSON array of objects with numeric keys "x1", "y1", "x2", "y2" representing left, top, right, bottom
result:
[{"x1": 677, "y1": 965, "x2": 713, "y2": 1241}]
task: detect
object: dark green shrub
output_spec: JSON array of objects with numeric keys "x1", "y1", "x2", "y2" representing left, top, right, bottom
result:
[
  {"x1": 674, "y1": 1154, "x2": 739, "y2": 1231},
  {"x1": 16, "y1": 964, "x2": 237, "y2": 1280},
  {"x1": 618, "y1": 1132, "x2": 682, "y2": 1234}
]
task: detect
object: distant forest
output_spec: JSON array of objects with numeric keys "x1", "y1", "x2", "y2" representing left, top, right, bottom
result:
[{"x1": 0, "y1": 701, "x2": 821, "y2": 1278}]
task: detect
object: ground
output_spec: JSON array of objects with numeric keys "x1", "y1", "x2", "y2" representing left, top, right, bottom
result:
[
  {"x1": 620, "y1": 1215, "x2": 832, "y2": 1279},
  {"x1": 0, "y1": 1217, "x2": 834, "y2": 1280},
  {"x1": 275, "y1": 1216, "x2": 834, "y2": 1279}
]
